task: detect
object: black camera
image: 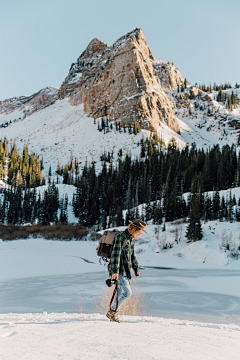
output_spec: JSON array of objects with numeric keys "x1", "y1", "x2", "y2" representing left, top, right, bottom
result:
[{"x1": 106, "y1": 278, "x2": 119, "y2": 287}]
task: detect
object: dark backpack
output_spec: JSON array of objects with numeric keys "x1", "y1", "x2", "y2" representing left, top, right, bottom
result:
[
  {"x1": 96, "y1": 229, "x2": 121, "y2": 260},
  {"x1": 96, "y1": 229, "x2": 131, "y2": 277}
]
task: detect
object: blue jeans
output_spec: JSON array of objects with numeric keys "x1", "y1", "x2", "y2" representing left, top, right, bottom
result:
[{"x1": 112, "y1": 275, "x2": 132, "y2": 311}]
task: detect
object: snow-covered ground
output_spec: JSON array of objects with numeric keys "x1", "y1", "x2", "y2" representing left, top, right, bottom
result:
[
  {"x1": 169, "y1": 86, "x2": 240, "y2": 148},
  {"x1": 1, "y1": 313, "x2": 239, "y2": 360}
]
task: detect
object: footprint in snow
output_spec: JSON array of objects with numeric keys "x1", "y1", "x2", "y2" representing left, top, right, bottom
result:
[
  {"x1": 1, "y1": 331, "x2": 16, "y2": 338},
  {"x1": 0, "y1": 324, "x2": 11, "y2": 329}
]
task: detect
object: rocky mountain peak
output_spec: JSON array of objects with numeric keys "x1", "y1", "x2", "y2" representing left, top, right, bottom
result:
[
  {"x1": 60, "y1": 28, "x2": 180, "y2": 132},
  {"x1": 82, "y1": 38, "x2": 108, "y2": 58},
  {"x1": 153, "y1": 60, "x2": 184, "y2": 90},
  {"x1": 111, "y1": 28, "x2": 154, "y2": 61}
]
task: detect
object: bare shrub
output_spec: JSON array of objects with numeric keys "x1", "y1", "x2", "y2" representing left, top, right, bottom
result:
[
  {"x1": 75, "y1": 294, "x2": 85, "y2": 314},
  {"x1": 137, "y1": 238, "x2": 149, "y2": 245},
  {"x1": 135, "y1": 247, "x2": 144, "y2": 254},
  {"x1": 90, "y1": 232, "x2": 102, "y2": 241},
  {"x1": 173, "y1": 223, "x2": 183, "y2": 244},
  {"x1": 1, "y1": 231, "x2": 29, "y2": 240},
  {"x1": 94, "y1": 278, "x2": 146, "y2": 316},
  {"x1": 174, "y1": 218, "x2": 186, "y2": 225},
  {"x1": 161, "y1": 233, "x2": 167, "y2": 251},
  {"x1": 0, "y1": 223, "x2": 87, "y2": 241},
  {"x1": 221, "y1": 229, "x2": 239, "y2": 259},
  {"x1": 221, "y1": 229, "x2": 233, "y2": 250}
]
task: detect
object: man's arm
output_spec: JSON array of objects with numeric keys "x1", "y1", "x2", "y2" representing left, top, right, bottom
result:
[{"x1": 131, "y1": 244, "x2": 139, "y2": 275}]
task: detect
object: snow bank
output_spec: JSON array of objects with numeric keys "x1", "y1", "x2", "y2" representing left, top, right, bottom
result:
[{"x1": 0, "y1": 313, "x2": 239, "y2": 360}]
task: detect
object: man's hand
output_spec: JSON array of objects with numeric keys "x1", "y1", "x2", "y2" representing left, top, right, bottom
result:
[
  {"x1": 135, "y1": 272, "x2": 140, "y2": 277},
  {"x1": 112, "y1": 273, "x2": 119, "y2": 280}
]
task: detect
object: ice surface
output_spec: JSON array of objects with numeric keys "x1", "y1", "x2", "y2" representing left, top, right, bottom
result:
[{"x1": 0, "y1": 238, "x2": 240, "y2": 325}]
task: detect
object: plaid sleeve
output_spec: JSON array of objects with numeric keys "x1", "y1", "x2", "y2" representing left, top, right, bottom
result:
[
  {"x1": 110, "y1": 233, "x2": 123, "y2": 274},
  {"x1": 131, "y1": 243, "x2": 139, "y2": 274}
]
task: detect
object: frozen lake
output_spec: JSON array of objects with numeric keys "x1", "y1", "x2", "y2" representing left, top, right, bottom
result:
[{"x1": 1, "y1": 267, "x2": 240, "y2": 325}]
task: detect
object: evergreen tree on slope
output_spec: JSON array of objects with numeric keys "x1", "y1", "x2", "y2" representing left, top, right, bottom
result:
[{"x1": 186, "y1": 195, "x2": 203, "y2": 242}]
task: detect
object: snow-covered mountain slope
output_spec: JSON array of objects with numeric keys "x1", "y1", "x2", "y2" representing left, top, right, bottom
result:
[
  {"x1": 167, "y1": 85, "x2": 240, "y2": 147},
  {"x1": 0, "y1": 86, "x2": 58, "y2": 119},
  {"x1": 0, "y1": 93, "x2": 238, "y2": 178},
  {"x1": 0, "y1": 313, "x2": 239, "y2": 360},
  {"x1": 0, "y1": 98, "x2": 149, "y2": 173}
]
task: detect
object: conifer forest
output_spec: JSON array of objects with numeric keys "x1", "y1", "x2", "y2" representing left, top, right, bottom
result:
[{"x1": 1, "y1": 136, "x2": 240, "y2": 242}]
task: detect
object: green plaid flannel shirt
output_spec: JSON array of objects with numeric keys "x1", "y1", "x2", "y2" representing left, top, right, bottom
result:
[{"x1": 110, "y1": 229, "x2": 139, "y2": 279}]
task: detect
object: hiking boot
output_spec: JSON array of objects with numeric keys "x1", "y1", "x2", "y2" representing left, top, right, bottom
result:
[{"x1": 106, "y1": 309, "x2": 121, "y2": 323}]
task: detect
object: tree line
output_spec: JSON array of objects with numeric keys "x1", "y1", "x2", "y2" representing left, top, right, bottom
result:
[
  {"x1": 71, "y1": 138, "x2": 240, "y2": 235},
  {"x1": 2, "y1": 136, "x2": 240, "y2": 242},
  {"x1": 0, "y1": 183, "x2": 68, "y2": 225},
  {"x1": 0, "y1": 139, "x2": 44, "y2": 187}
]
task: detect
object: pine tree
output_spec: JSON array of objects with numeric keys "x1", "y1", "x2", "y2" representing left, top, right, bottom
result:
[
  {"x1": 145, "y1": 187, "x2": 152, "y2": 221},
  {"x1": 162, "y1": 222, "x2": 166, "y2": 232},
  {"x1": 59, "y1": 194, "x2": 68, "y2": 223},
  {"x1": 212, "y1": 190, "x2": 220, "y2": 220},
  {"x1": 116, "y1": 205, "x2": 124, "y2": 226},
  {"x1": 204, "y1": 195, "x2": 213, "y2": 221},
  {"x1": 125, "y1": 204, "x2": 133, "y2": 225},
  {"x1": 0, "y1": 190, "x2": 6, "y2": 223},
  {"x1": 153, "y1": 201, "x2": 163, "y2": 225},
  {"x1": 165, "y1": 176, "x2": 178, "y2": 221},
  {"x1": 186, "y1": 195, "x2": 203, "y2": 242},
  {"x1": 39, "y1": 183, "x2": 59, "y2": 224},
  {"x1": 228, "y1": 193, "x2": 233, "y2": 222},
  {"x1": 135, "y1": 205, "x2": 140, "y2": 220},
  {"x1": 217, "y1": 88, "x2": 223, "y2": 102},
  {"x1": 140, "y1": 138, "x2": 146, "y2": 158},
  {"x1": 220, "y1": 196, "x2": 226, "y2": 221},
  {"x1": 63, "y1": 164, "x2": 69, "y2": 184},
  {"x1": 7, "y1": 186, "x2": 22, "y2": 224}
]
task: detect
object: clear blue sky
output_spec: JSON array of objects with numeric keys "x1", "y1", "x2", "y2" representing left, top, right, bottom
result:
[{"x1": 1, "y1": 0, "x2": 240, "y2": 100}]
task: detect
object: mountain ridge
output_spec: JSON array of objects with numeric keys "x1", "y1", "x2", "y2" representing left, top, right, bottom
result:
[
  {"x1": 61, "y1": 28, "x2": 181, "y2": 132},
  {"x1": 0, "y1": 28, "x2": 240, "y2": 172}
]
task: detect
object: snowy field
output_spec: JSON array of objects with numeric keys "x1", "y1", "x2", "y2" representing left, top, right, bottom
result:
[{"x1": 1, "y1": 313, "x2": 240, "y2": 360}]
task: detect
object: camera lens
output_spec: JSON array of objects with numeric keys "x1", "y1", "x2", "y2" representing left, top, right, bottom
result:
[{"x1": 106, "y1": 278, "x2": 112, "y2": 287}]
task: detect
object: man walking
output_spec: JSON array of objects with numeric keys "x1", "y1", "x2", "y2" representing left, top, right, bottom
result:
[{"x1": 106, "y1": 219, "x2": 147, "y2": 322}]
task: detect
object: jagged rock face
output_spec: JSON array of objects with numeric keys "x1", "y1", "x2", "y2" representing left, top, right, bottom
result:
[
  {"x1": 152, "y1": 60, "x2": 184, "y2": 90},
  {"x1": 60, "y1": 28, "x2": 180, "y2": 132},
  {"x1": 0, "y1": 87, "x2": 58, "y2": 117},
  {"x1": 60, "y1": 39, "x2": 108, "y2": 98},
  {"x1": 189, "y1": 87, "x2": 199, "y2": 99}
]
